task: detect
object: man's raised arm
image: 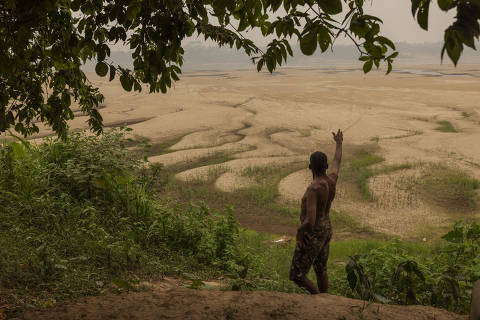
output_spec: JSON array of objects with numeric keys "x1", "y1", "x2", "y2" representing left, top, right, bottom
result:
[{"x1": 329, "y1": 129, "x2": 343, "y2": 177}]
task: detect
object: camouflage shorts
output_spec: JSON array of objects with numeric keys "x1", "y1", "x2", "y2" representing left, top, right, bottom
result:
[{"x1": 289, "y1": 227, "x2": 332, "y2": 281}]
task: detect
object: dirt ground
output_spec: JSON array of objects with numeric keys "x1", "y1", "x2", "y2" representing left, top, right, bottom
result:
[{"x1": 16, "y1": 279, "x2": 466, "y2": 320}]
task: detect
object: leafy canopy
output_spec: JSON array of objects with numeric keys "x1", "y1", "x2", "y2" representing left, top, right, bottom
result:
[{"x1": 1, "y1": 0, "x2": 479, "y2": 137}]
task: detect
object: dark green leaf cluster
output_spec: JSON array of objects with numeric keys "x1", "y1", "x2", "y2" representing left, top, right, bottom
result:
[
  {"x1": 411, "y1": 0, "x2": 480, "y2": 65},
  {"x1": 0, "y1": 1, "x2": 105, "y2": 138},
  {"x1": 344, "y1": 222, "x2": 480, "y2": 314}
]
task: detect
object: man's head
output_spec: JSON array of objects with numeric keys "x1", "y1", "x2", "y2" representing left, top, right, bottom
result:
[{"x1": 309, "y1": 151, "x2": 328, "y2": 176}]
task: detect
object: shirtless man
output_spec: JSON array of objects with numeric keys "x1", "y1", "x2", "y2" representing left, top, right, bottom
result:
[{"x1": 289, "y1": 129, "x2": 343, "y2": 294}]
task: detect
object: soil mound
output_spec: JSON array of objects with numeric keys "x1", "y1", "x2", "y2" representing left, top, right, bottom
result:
[{"x1": 17, "y1": 287, "x2": 465, "y2": 320}]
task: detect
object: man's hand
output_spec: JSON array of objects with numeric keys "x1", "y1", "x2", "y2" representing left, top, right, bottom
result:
[
  {"x1": 330, "y1": 129, "x2": 343, "y2": 178},
  {"x1": 296, "y1": 229, "x2": 311, "y2": 249},
  {"x1": 332, "y1": 129, "x2": 343, "y2": 144}
]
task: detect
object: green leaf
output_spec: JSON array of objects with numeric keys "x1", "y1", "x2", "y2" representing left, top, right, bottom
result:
[
  {"x1": 387, "y1": 52, "x2": 399, "y2": 59},
  {"x1": 134, "y1": 80, "x2": 142, "y2": 92},
  {"x1": 285, "y1": 42, "x2": 293, "y2": 56},
  {"x1": 363, "y1": 60, "x2": 373, "y2": 73},
  {"x1": 280, "y1": 45, "x2": 287, "y2": 61},
  {"x1": 362, "y1": 15, "x2": 384, "y2": 23},
  {"x1": 95, "y1": 62, "x2": 108, "y2": 77},
  {"x1": 317, "y1": 0, "x2": 343, "y2": 14},
  {"x1": 442, "y1": 227, "x2": 463, "y2": 243},
  {"x1": 317, "y1": 26, "x2": 331, "y2": 52},
  {"x1": 171, "y1": 71, "x2": 180, "y2": 81},
  {"x1": 160, "y1": 80, "x2": 167, "y2": 93},
  {"x1": 120, "y1": 74, "x2": 133, "y2": 91},
  {"x1": 109, "y1": 65, "x2": 116, "y2": 81},
  {"x1": 376, "y1": 36, "x2": 396, "y2": 50},
  {"x1": 238, "y1": 17, "x2": 248, "y2": 32},
  {"x1": 386, "y1": 61, "x2": 393, "y2": 74},
  {"x1": 466, "y1": 223, "x2": 480, "y2": 239},
  {"x1": 126, "y1": 2, "x2": 142, "y2": 20},
  {"x1": 444, "y1": 28, "x2": 463, "y2": 66},
  {"x1": 411, "y1": 0, "x2": 422, "y2": 16},
  {"x1": 300, "y1": 30, "x2": 318, "y2": 56},
  {"x1": 350, "y1": 17, "x2": 368, "y2": 37},
  {"x1": 437, "y1": 0, "x2": 455, "y2": 10},
  {"x1": 257, "y1": 58, "x2": 264, "y2": 72},
  {"x1": 457, "y1": 26, "x2": 476, "y2": 49},
  {"x1": 346, "y1": 261, "x2": 357, "y2": 290},
  {"x1": 417, "y1": 0, "x2": 430, "y2": 30},
  {"x1": 266, "y1": 56, "x2": 274, "y2": 73}
]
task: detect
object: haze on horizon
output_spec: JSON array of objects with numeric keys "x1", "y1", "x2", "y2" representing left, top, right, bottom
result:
[{"x1": 86, "y1": 0, "x2": 479, "y2": 71}]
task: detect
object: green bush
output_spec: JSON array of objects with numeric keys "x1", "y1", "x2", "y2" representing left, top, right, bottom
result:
[
  {"x1": 344, "y1": 222, "x2": 480, "y2": 313},
  {"x1": 0, "y1": 130, "x2": 241, "y2": 314}
]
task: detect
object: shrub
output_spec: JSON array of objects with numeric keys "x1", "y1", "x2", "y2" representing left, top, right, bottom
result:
[
  {"x1": 344, "y1": 222, "x2": 480, "y2": 313},
  {"x1": 0, "y1": 130, "x2": 241, "y2": 314}
]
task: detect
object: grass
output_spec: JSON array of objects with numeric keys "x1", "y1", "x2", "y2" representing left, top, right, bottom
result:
[
  {"x1": 264, "y1": 127, "x2": 291, "y2": 137},
  {"x1": 375, "y1": 162, "x2": 415, "y2": 175},
  {"x1": 369, "y1": 131, "x2": 423, "y2": 143},
  {"x1": 231, "y1": 97, "x2": 255, "y2": 108},
  {"x1": 387, "y1": 130, "x2": 423, "y2": 140},
  {"x1": 244, "y1": 107, "x2": 258, "y2": 115},
  {"x1": 235, "y1": 228, "x2": 431, "y2": 296},
  {"x1": 159, "y1": 143, "x2": 399, "y2": 240},
  {"x1": 297, "y1": 128, "x2": 311, "y2": 137},
  {"x1": 155, "y1": 150, "x2": 386, "y2": 238},
  {"x1": 420, "y1": 164, "x2": 480, "y2": 211},
  {"x1": 342, "y1": 151, "x2": 479, "y2": 213},
  {"x1": 126, "y1": 134, "x2": 187, "y2": 158},
  {"x1": 343, "y1": 150, "x2": 385, "y2": 200},
  {"x1": 342, "y1": 149, "x2": 421, "y2": 202},
  {"x1": 157, "y1": 160, "x2": 306, "y2": 234},
  {"x1": 330, "y1": 210, "x2": 380, "y2": 237},
  {"x1": 435, "y1": 120, "x2": 458, "y2": 133},
  {"x1": 412, "y1": 117, "x2": 430, "y2": 122}
]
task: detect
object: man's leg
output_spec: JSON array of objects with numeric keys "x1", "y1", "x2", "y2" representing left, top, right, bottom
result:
[
  {"x1": 313, "y1": 235, "x2": 331, "y2": 293},
  {"x1": 314, "y1": 266, "x2": 328, "y2": 293},
  {"x1": 289, "y1": 237, "x2": 321, "y2": 294},
  {"x1": 292, "y1": 276, "x2": 320, "y2": 294}
]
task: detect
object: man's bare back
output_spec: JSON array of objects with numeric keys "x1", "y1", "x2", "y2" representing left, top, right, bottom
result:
[
  {"x1": 300, "y1": 174, "x2": 337, "y2": 231},
  {"x1": 289, "y1": 129, "x2": 343, "y2": 294}
]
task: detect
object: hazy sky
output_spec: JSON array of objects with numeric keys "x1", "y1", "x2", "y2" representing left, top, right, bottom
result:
[
  {"x1": 184, "y1": 0, "x2": 455, "y2": 47},
  {"x1": 365, "y1": 0, "x2": 454, "y2": 43},
  {"x1": 109, "y1": 1, "x2": 456, "y2": 51}
]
